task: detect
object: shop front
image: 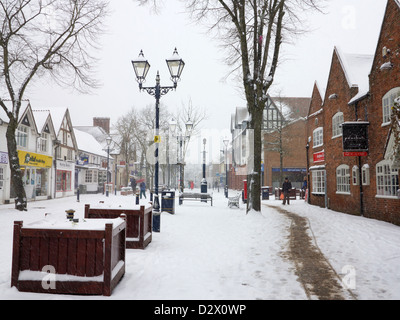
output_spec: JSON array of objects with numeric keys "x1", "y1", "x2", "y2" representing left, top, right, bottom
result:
[
  {"x1": 55, "y1": 160, "x2": 75, "y2": 198},
  {"x1": 17, "y1": 150, "x2": 53, "y2": 201}
]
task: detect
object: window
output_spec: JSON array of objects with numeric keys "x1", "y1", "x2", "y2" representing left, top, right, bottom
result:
[
  {"x1": 17, "y1": 125, "x2": 28, "y2": 148},
  {"x1": 0, "y1": 167, "x2": 4, "y2": 189},
  {"x1": 362, "y1": 164, "x2": 370, "y2": 186},
  {"x1": 382, "y1": 87, "x2": 400, "y2": 125},
  {"x1": 376, "y1": 160, "x2": 399, "y2": 197},
  {"x1": 38, "y1": 133, "x2": 48, "y2": 152},
  {"x1": 85, "y1": 170, "x2": 93, "y2": 183},
  {"x1": 336, "y1": 164, "x2": 350, "y2": 194},
  {"x1": 313, "y1": 127, "x2": 323, "y2": 148},
  {"x1": 56, "y1": 171, "x2": 71, "y2": 192},
  {"x1": 312, "y1": 170, "x2": 326, "y2": 194},
  {"x1": 332, "y1": 112, "x2": 344, "y2": 138},
  {"x1": 352, "y1": 166, "x2": 359, "y2": 186}
]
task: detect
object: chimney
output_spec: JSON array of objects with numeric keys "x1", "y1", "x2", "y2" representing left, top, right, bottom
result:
[{"x1": 93, "y1": 117, "x2": 110, "y2": 134}]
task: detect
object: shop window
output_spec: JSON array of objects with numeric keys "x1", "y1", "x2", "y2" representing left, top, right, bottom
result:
[
  {"x1": 57, "y1": 170, "x2": 71, "y2": 192},
  {"x1": 376, "y1": 160, "x2": 399, "y2": 197},
  {"x1": 336, "y1": 164, "x2": 350, "y2": 194},
  {"x1": 312, "y1": 170, "x2": 325, "y2": 194}
]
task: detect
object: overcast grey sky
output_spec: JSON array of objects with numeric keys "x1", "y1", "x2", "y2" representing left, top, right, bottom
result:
[{"x1": 27, "y1": 0, "x2": 387, "y2": 137}]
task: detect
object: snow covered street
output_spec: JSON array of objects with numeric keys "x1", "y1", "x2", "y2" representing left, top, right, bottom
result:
[{"x1": 0, "y1": 189, "x2": 399, "y2": 300}]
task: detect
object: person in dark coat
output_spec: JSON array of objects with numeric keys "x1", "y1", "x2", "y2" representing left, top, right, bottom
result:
[
  {"x1": 140, "y1": 181, "x2": 146, "y2": 199},
  {"x1": 282, "y1": 177, "x2": 292, "y2": 205},
  {"x1": 130, "y1": 178, "x2": 137, "y2": 196}
]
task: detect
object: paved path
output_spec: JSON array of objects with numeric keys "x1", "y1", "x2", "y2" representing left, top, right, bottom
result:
[{"x1": 265, "y1": 204, "x2": 357, "y2": 300}]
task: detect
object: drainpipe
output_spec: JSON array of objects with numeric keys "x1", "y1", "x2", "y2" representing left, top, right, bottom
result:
[{"x1": 355, "y1": 101, "x2": 364, "y2": 217}]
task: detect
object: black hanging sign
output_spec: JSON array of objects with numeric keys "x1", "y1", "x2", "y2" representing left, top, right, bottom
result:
[{"x1": 342, "y1": 122, "x2": 369, "y2": 156}]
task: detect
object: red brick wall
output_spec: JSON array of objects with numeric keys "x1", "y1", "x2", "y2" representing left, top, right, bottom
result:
[
  {"x1": 362, "y1": 0, "x2": 400, "y2": 224},
  {"x1": 306, "y1": 0, "x2": 400, "y2": 225}
]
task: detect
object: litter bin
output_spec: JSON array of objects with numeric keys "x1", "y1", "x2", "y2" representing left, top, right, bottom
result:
[
  {"x1": 161, "y1": 190, "x2": 175, "y2": 215},
  {"x1": 261, "y1": 186, "x2": 270, "y2": 200}
]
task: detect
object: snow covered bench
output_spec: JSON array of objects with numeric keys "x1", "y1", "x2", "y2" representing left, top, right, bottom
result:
[
  {"x1": 85, "y1": 204, "x2": 152, "y2": 249},
  {"x1": 228, "y1": 193, "x2": 241, "y2": 208},
  {"x1": 11, "y1": 216, "x2": 126, "y2": 296},
  {"x1": 179, "y1": 192, "x2": 213, "y2": 206}
]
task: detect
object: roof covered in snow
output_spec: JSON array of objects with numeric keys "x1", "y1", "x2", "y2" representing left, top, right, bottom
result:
[{"x1": 334, "y1": 47, "x2": 374, "y2": 104}]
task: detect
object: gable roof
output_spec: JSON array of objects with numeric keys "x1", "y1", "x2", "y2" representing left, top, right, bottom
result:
[{"x1": 334, "y1": 47, "x2": 374, "y2": 104}]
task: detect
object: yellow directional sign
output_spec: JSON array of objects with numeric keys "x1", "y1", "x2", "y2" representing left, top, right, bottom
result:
[{"x1": 154, "y1": 135, "x2": 161, "y2": 143}]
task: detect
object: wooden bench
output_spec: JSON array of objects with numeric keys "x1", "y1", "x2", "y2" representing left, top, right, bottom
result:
[
  {"x1": 85, "y1": 204, "x2": 152, "y2": 249},
  {"x1": 179, "y1": 192, "x2": 213, "y2": 206},
  {"x1": 11, "y1": 216, "x2": 126, "y2": 296},
  {"x1": 228, "y1": 193, "x2": 241, "y2": 208}
]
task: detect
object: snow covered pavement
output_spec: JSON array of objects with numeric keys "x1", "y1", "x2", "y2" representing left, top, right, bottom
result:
[{"x1": 0, "y1": 189, "x2": 399, "y2": 300}]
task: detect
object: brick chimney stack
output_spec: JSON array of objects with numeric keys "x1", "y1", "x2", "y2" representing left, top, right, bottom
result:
[{"x1": 93, "y1": 117, "x2": 110, "y2": 134}]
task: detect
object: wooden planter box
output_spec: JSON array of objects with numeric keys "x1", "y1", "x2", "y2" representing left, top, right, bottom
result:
[
  {"x1": 11, "y1": 216, "x2": 126, "y2": 296},
  {"x1": 85, "y1": 204, "x2": 152, "y2": 249}
]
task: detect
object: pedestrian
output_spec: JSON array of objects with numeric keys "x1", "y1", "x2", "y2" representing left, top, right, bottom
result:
[
  {"x1": 282, "y1": 177, "x2": 292, "y2": 205},
  {"x1": 140, "y1": 181, "x2": 146, "y2": 199},
  {"x1": 130, "y1": 177, "x2": 137, "y2": 196}
]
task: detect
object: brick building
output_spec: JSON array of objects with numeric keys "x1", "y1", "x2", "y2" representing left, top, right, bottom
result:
[{"x1": 306, "y1": 0, "x2": 400, "y2": 225}]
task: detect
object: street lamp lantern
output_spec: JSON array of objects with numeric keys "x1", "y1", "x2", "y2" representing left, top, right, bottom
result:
[
  {"x1": 166, "y1": 48, "x2": 185, "y2": 87},
  {"x1": 169, "y1": 118, "x2": 177, "y2": 133},
  {"x1": 131, "y1": 50, "x2": 151, "y2": 88},
  {"x1": 185, "y1": 118, "x2": 193, "y2": 133},
  {"x1": 106, "y1": 135, "x2": 112, "y2": 146}
]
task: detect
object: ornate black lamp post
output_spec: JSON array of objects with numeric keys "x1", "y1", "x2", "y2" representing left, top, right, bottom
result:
[{"x1": 131, "y1": 48, "x2": 185, "y2": 233}]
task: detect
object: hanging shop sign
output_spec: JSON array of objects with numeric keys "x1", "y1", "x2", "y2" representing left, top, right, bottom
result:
[
  {"x1": 18, "y1": 150, "x2": 53, "y2": 168},
  {"x1": 342, "y1": 122, "x2": 369, "y2": 156}
]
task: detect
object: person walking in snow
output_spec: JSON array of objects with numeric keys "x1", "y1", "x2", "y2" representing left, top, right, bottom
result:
[
  {"x1": 140, "y1": 181, "x2": 146, "y2": 199},
  {"x1": 282, "y1": 177, "x2": 292, "y2": 205},
  {"x1": 130, "y1": 177, "x2": 137, "y2": 196}
]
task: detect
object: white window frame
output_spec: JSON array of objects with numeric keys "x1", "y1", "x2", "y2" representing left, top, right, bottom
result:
[
  {"x1": 38, "y1": 133, "x2": 48, "y2": 153},
  {"x1": 17, "y1": 125, "x2": 29, "y2": 148},
  {"x1": 332, "y1": 112, "x2": 344, "y2": 138},
  {"x1": 352, "y1": 165, "x2": 359, "y2": 186},
  {"x1": 376, "y1": 160, "x2": 399, "y2": 198},
  {"x1": 336, "y1": 164, "x2": 350, "y2": 194},
  {"x1": 313, "y1": 127, "x2": 323, "y2": 148},
  {"x1": 85, "y1": 170, "x2": 93, "y2": 183},
  {"x1": 362, "y1": 164, "x2": 370, "y2": 186},
  {"x1": 312, "y1": 170, "x2": 326, "y2": 194},
  {"x1": 382, "y1": 87, "x2": 400, "y2": 125}
]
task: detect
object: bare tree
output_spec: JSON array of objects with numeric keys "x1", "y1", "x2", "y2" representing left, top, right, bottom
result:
[
  {"x1": 0, "y1": 0, "x2": 108, "y2": 210},
  {"x1": 138, "y1": 0, "x2": 322, "y2": 212}
]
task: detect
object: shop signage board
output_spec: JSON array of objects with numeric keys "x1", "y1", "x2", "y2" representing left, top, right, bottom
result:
[
  {"x1": 18, "y1": 151, "x2": 52, "y2": 168},
  {"x1": 342, "y1": 122, "x2": 369, "y2": 156}
]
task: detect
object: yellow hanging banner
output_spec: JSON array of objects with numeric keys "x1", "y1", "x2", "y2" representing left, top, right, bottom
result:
[{"x1": 18, "y1": 150, "x2": 53, "y2": 168}]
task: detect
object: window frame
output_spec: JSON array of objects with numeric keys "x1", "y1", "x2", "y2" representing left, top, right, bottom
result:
[
  {"x1": 382, "y1": 87, "x2": 400, "y2": 125},
  {"x1": 332, "y1": 112, "x2": 344, "y2": 139},
  {"x1": 336, "y1": 164, "x2": 351, "y2": 194},
  {"x1": 376, "y1": 160, "x2": 399, "y2": 198},
  {"x1": 313, "y1": 127, "x2": 324, "y2": 148},
  {"x1": 311, "y1": 169, "x2": 326, "y2": 195}
]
